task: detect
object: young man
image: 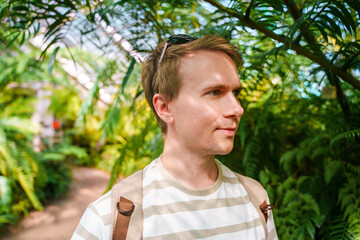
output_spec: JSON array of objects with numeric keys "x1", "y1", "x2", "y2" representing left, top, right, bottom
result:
[{"x1": 72, "y1": 35, "x2": 277, "y2": 240}]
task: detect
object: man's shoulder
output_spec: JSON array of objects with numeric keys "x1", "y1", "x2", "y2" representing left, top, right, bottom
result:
[
  {"x1": 217, "y1": 161, "x2": 265, "y2": 188},
  {"x1": 232, "y1": 171, "x2": 269, "y2": 203},
  {"x1": 111, "y1": 169, "x2": 143, "y2": 204},
  {"x1": 87, "y1": 169, "x2": 143, "y2": 213},
  {"x1": 86, "y1": 190, "x2": 112, "y2": 217},
  {"x1": 112, "y1": 170, "x2": 143, "y2": 188},
  {"x1": 233, "y1": 172, "x2": 265, "y2": 190}
]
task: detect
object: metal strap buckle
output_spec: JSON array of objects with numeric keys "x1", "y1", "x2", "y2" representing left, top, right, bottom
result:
[{"x1": 116, "y1": 201, "x2": 135, "y2": 216}]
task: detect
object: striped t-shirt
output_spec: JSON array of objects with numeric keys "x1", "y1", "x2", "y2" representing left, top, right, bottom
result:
[
  {"x1": 142, "y1": 158, "x2": 277, "y2": 239},
  {"x1": 71, "y1": 159, "x2": 277, "y2": 240}
]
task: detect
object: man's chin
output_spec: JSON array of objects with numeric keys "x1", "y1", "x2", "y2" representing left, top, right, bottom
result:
[{"x1": 214, "y1": 145, "x2": 234, "y2": 155}]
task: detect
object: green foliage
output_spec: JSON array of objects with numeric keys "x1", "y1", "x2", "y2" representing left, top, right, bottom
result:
[
  {"x1": 38, "y1": 147, "x2": 72, "y2": 200},
  {"x1": 0, "y1": 111, "x2": 43, "y2": 211},
  {"x1": 76, "y1": 60, "x2": 163, "y2": 188},
  {"x1": 0, "y1": 87, "x2": 72, "y2": 233},
  {"x1": 0, "y1": 41, "x2": 73, "y2": 234},
  {"x1": 219, "y1": 41, "x2": 360, "y2": 238},
  {"x1": 275, "y1": 178, "x2": 324, "y2": 239},
  {"x1": 330, "y1": 128, "x2": 360, "y2": 149},
  {"x1": 48, "y1": 87, "x2": 82, "y2": 123},
  {"x1": 338, "y1": 174, "x2": 360, "y2": 238},
  {"x1": 1, "y1": 0, "x2": 360, "y2": 239}
]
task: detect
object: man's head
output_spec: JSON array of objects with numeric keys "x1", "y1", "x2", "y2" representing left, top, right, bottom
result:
[{"x1": 141, "y1": 35, "x2": 243, "y2": 134}]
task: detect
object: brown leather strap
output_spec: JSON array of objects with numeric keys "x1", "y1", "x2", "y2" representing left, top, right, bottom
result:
[
  {"x1": 236, "y1": 173, "x2": 269, "y2": 238},
  {"x1": 110, "y1": 170, "x2": 143, "y2": 239},
  {"x1": 260, "y1": 200, "x2": 273, "y2": 222},
  {"x1": 113, "y1": 196, "x2": 135, "y2": 240}
]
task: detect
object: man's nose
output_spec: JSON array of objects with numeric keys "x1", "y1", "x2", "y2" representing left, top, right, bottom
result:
[{"x1": 223, "y1": 93, "x2": 244, "y2": 118}]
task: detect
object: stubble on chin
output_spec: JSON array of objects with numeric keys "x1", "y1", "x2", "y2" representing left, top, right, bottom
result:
[{"x1": 197, "y1": 139, "x2": 235, "y2": 156}]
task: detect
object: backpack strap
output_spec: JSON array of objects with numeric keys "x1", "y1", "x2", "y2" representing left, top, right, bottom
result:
[
  {"x1": 113, "y1": 197, "x2": 135, "y2": 240},
  {"x1": 111, "y1": 170, "x2": 143, "y2": 240},
  {"x1": 110, "y1": 169, "x2": 272, "y2": 239},
  {"x1": 260, "y1": 200, "x2": 273, "y2": 222},
  {"x1": 235, "y1": 173, "x2": 272, "y2": 239}
]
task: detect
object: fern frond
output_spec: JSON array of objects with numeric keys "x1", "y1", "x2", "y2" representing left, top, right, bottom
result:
[
  {"x1": 326, "y1": 215, "x2": 353, "y2": 240},
  {"x1": 0, "y1": 135, "x2": 43, "y2": 210},
  {"x1": 0, "y1": 176, "x2": 12, "y2": 206},
  {"x1": 243, "y1": 136, "x2": 259, "y2": 165},
  {"x1": 0, "y1": 144, "x2": 18, "y2": 177},
  {"x1": 243, "y1": 136, "x2": 261, "y2": 178},
  {"x1": 17, "y1": 167, "x2": 43, "y2": 210},
  {"x1": 280, "y1": 148, "x2": 298, "y2": 175},
  {"x1": 324, "y1": 160, "x2": 342, "y2": 184},
  {"x1": 330, "y1": 128, "x2": 360, "y2": 149},
  {"x1": 338, "y1": 175, "x2": 360, "y2": 239},
  {"x1": 58, "y1": 144, "x2": 88, "y2": 159},
  {"x1": 0, "y1": 117, "x2": 40, "y2": 134}
]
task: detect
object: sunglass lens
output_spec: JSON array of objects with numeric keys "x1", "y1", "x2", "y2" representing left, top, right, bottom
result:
[{"x1": 168, "y1": 34, "x2": 196, "y2": 44}]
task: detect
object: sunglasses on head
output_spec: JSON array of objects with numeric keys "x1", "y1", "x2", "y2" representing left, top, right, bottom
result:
[
  {"x1": 150, "y1": 34, "x2": 197, "y2": 97},
  {"x1": 156, "y1": 34, "x2": 197, "y2": 72}
]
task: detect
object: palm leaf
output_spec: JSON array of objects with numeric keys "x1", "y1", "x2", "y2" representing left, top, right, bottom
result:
[
  {"x1": 121, "y1": 58, "x2": 136, "y2": 94},
  {"x1": 48, "y1": 46, "x2": 60, "y2": 76}
]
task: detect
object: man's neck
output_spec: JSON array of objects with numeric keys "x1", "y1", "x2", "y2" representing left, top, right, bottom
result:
[{"x1": 161, "y1": 138, "x2": 218, "y2": 189}]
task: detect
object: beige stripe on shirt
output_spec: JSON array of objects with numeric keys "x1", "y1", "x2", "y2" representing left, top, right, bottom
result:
[
  {"x1": 143, "y1": 196, "x2": 251, "y2": 218},
  {"x1": 143, "y1": 176, "x2": 240, "y2": 197},
  {"x1": 73, "y1": 224, "x2": 99, "y2": 240},
  {"x1": 144, "y1": 218, "x2": 263, "y2": 240}
]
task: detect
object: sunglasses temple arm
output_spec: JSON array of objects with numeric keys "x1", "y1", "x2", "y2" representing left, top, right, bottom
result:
[{"x1": 156, "y1": 41, "x2": 168, "y2": 72}]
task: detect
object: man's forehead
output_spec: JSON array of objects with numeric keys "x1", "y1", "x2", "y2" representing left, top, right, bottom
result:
[
  {"x1": 179, "y1": 50, "x2": 237, "y2": 69},
  {"x1": 177, "y1": 50, "x2": 240, "y2": 89},
  {"x1": 181, "y1": 49, "x2": 230, "y2": 60}
]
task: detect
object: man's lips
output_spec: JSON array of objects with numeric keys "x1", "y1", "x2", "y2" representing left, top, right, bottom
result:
[{"x1": 216, "y1": 127, "x2": 237, "y2": 136}]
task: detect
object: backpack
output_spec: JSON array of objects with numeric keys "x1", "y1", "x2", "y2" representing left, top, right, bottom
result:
[{"x1": 110, "y1": 170, "x2": 273, "y2": 240}]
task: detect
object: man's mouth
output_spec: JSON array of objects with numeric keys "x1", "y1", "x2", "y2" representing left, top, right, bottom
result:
[{"x1": 216, "y1": 127, "x2": 237, "y2": 136}]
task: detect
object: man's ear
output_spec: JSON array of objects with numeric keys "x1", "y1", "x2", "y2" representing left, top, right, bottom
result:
[{"x1": 153, "y1": 94, "x2": 173, "y2": 124}]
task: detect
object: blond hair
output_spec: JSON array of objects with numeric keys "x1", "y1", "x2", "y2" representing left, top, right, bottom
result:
[{"x1": 141, "y1": 35, "x2": 242, "y2": 133}]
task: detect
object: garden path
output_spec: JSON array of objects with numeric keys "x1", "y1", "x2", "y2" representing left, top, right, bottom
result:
[{"x1": 3, "y1": 167, "x2": 110, "y2": 240}]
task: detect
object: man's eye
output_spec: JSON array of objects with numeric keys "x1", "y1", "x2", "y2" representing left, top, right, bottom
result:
[
  {"x1": 209, "y1": 90, "x2": 221, "y2": 96},
  {"x1": 233, "y1": 90, "x2": 240, "y2": 97}
]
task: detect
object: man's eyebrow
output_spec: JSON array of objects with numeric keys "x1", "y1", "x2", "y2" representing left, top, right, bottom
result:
[
  {"x1": 234, "y1": 85, "x2": 243, "y2": 91},
  {"x1": 202, "y1": 84, "x2": 243, "y2": 93},
  {"x1": 203, "y1": 84, "x2": 226, "y2": 91},
  {"x1": 203, "y1": 84, "x2": 242, "y2": 91}
]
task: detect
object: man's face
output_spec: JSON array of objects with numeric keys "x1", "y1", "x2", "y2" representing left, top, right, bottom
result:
[{"x1": 168, "y1": 50, "x2": 244, "y2": 156}]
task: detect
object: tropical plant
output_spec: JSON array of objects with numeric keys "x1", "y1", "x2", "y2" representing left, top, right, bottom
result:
[
  {"x1": 0, "y1": 86, "x2": 45, "y2": 233},
  {"x1": 1, "y1": 0, "x2": 359, "y2": 238},
  {"x1": 0, "y1": 37, "x2": 75, "y2": 234}
]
